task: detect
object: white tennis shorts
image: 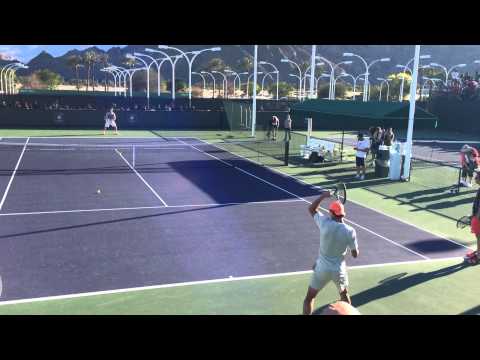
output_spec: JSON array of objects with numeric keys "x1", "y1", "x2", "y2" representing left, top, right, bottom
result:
[
  {"x1": 309, "y1": 264, "x2": 349, "y2": 292},
  {"x1": 105, "y1": 119, "x2": 117, "y2": 128}
]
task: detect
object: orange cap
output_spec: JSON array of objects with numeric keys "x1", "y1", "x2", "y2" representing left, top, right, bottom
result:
[{"x1": 329, "y1": 201, "x2": 345, "y2": 217}]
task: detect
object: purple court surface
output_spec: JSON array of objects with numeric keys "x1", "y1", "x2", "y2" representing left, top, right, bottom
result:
[{"x1": 0, "y1": 137, "x2": 468, "y2": 301}]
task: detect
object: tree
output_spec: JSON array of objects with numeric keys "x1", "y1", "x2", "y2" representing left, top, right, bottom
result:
[
  {"x1": 317, "y1": 83, "x2": 330, "y2": 98},
  {"x1": 67, "y1": 55, "x2": 83, "y2": 91},
  {"x1": 98, "y1": 53, "x2": 109, "y2": 92},
  {"x1": 166, "y1": 79, "x2": 187, "y2": 92},
  {"x1": 90, "y1": 52, "x2": 101, "y2": 92},
  {"x1": 82, "y1": 51, "x2": 96, "y2": 92},
  {"x1": 237, "y1": 56, "x2": 253, "y2": 73},
  {"x1": 204, "y1": 58, "x2": 226, "y2": 72},
  {"x1": 267, "y1": 81, "x2": 294, "y2": 99},
  {"x1": 36, "y1": 69, "x2": 63, "y2": 90}
]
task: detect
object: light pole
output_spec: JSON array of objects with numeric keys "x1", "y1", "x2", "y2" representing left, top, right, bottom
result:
[
  {"x1": 281, "y1": 58, "x2": 302, "y2": 100},
  {"x1": 225, "y1": 69, "x2": 241, "y2": 98},
  {"x1": 212, "y1": 71, "x2": 227, "y2": 99},
  {"x1": 330, "y1": 61, "x2": 352, "y2": 99},
  {"x1": 134, "y1": 52, "x2": 171, "y2": 96},
  {"x1": 126, "y1": 54, "x2": 151, "y2": 105},
  {"x1": 1, "y1": 62, "x2": 23, "y2": 94},
  {"x1": 5, "y1": 63, "x2": 27, "y2": 95},
  {"x1": 421, "y1": 76, "x2": 442, "y2": 100},
  {"x1": 315, "y1": 56, "x2": 335, "y2": 100},
  {"x1": 125, "y1": 68, "x2": 143, "y2": 98},
  {"x1": 100, "y1": 69, "x2": 117, "y2": 95},
  {"x1": 261, "y1": 71, "x2": 276, "y2": 97},
  {"x1": 246, "y1": 72, "x2": 263, "y2": 98},
  {"x1": 343, "y1": 53, "x2": 390, "y2": 101},
  {"x1": 236, "y1": 72, "x2": 248, "y2": 97},
  {"x1": 157, "y1": 45, "x2": 221, "y2": 103},
  {"x1": 301, "y1": 62, "x2": 324, "y2": 100},
  {"x1": 108, "y1": 66, "x2": 129, "y2": 97},
  {"x1": 332, "y1": 73, "x2": 350, "y2": 100},
  {"x1": 192, "y1": 72, "x2": 206, "y2": 98},
  {"x1": 315, "y1": 73, "x2": 331, "y2": 97},
  {"x1": 334, "y1": 73, "x2": 355, "y2": 100},
  {"x1": 377, "y1": 77, "x2": 391, "y2": 101},
  {"x1": 8, "y1": 64, "x2": 28, "y2": 94},
  {"x1": 145, "y1": 48, "x2": 183, "y2": 100},
  {"x1": 201, "y1": 71, "x2": 216, "y2": 99},
  {"x1": 259, "y1": 61, "x2": 279, "y2": 100},
  {"x1": 429, "y1": 62, "x2": 467, "y2": 87},
  {"x1": 353, "y1": 73, "x2": 368, "y2": 101},
  {"x1": 397, "y1": 54, "x2": 431, "y2": 102},
  {"x1": 396, "y1": 64, "x2": 431, "y2": 101}
]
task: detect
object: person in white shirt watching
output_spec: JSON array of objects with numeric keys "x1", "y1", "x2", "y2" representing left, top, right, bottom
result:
[
  {"x1": 303, "y1": 191, "x2": 359, "y2": 315},
  {"x1": 354, "y1": 132, "x2": 370, "y2": 180}
]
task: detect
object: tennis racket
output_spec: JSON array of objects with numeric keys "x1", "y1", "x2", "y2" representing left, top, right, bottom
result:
[
  {"x1": 327, "y1": 183, "x2": 347, "y2": 204},
  {"x1": 456, "y1": 215, "x2": 472, "y2": 229}
]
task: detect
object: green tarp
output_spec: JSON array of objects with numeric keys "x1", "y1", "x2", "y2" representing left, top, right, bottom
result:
[{"x1": 290, "y1": 99, "x2": 438, "y2": 130}]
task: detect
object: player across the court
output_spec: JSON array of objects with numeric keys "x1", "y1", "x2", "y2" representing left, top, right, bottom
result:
[{"x1": 104, "y1": 108, "x2": 119, "y2": 135}]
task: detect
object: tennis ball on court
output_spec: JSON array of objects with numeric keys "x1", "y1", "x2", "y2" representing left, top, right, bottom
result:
[{"x1": 97, "y1": 189, "x2": 101, "y2": 194}]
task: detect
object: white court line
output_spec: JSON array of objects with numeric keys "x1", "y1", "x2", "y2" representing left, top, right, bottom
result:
[
  {"x1": 0, "y1": 199, "x2": 305, "y2": 217},
  {"x1": 0, "y1": 137, "x2": 29, "y2": 212},
  {"x1": 114, "y1": 149, "x2": 168, "y2": 207},
  {"x1": 197, "y1": 138, "x2": 472, "y2": 251},
  {"x1": 193, "y1": 138, "x2": 429, "y2": 260},
  {"x1": 0, "y1": 256, "x2": 462, "y2": 307}
]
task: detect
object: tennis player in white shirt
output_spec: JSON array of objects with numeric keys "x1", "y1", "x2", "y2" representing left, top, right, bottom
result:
[
  {"x1": 303, "y1": 190, "x2": 359, "y2": 315},
  {"x1": 104, "y1": 108, "x2": 118, "y2": 135}
]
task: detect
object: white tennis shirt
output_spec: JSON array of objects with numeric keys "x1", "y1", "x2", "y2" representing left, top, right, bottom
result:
[
  {"x1": 314, "y1": 212, "x2": 358, "y2": 271},
  {"x1": 355, "y1": 139, "x2": 370, "y2": 159}
]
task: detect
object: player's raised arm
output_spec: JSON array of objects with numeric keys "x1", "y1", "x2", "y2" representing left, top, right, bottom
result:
[{"x1": 308, "y1": 191, "x2": 331, "y2": 217}]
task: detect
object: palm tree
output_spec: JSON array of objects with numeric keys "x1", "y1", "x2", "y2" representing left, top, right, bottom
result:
[
  {"x1": 237, "y1": 56, "x2": 253, "y2": 73},
  {"x1": 67, "y1": 55, "x2": 83, "y2": 91},
  {"x1": 98, "y1": 53, "x2": 109, "y2": 92},
  {"x1": 82, "y1": 51, "x2": 96, "y2": 92},
  {"x1": 91, "y1": 52, "x2": 101, "y2": 92}
]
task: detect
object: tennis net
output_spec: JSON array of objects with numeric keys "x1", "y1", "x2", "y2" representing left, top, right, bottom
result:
[{"x1": 0, "y1": 139, "x2": 289, "y2": 172}]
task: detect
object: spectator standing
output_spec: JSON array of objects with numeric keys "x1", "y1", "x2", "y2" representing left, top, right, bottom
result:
[
  {"x1": 460, "y1": 144, "x2": 480, "y2": 187},
  {"x1": 271, "y1": 115, "x2": 280, "y2": 141},
  {"x1": 354, "y1": 132, "x2": 370, "y2": 180},
  {"x1": 383, "y1": 127, "x2": 395, "y2": 146}
]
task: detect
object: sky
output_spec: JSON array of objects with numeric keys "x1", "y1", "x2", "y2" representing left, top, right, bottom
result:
[{"x1": 0, "y1": 45, "x2": 126, "y2": 62}]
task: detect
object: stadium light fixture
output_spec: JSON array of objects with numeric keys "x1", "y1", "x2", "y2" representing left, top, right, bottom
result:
[
  {"x1": 257, "y1": 61, "x2": 279, "y2": 100},
  {"x1": 156, "y1": 45, "x2": 222, "y2": 102}
]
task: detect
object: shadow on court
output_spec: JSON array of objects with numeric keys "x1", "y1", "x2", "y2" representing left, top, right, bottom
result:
[
  {"x1": 459, "y1": 305, "x2": 480, "y2": 315},
  {"x1": 312, "y1": 261, "x2": 469, "y2": 314},
  {"x1": 350, "y1": 261, "x2": 468, "y2": 308},
  {"x1": 0, "y1": 205, "x2": 232, "y2": 240}
]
